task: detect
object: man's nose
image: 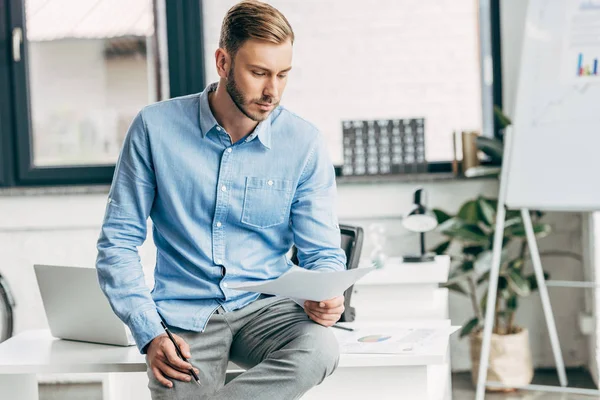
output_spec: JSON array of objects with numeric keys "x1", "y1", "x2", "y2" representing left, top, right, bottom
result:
[{"x1": 263, "y1": 77, "x2": 279, "y2": 101}]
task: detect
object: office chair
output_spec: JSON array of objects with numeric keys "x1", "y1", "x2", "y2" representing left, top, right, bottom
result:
[{"x1": 290, "y1": 224, "x2": 364, "y2": 322}]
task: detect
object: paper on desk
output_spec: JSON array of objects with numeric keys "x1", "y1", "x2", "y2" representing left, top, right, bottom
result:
[
  {"x1": 333, "y1": 325, "x2": 460, "y2": 354},
  {"x1": 227, "y1": 265, "x2": 375, "y2": 302}
]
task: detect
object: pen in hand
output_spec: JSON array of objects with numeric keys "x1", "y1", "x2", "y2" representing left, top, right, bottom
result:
[{"x1": 160, "y1": 321, "x2": 202, "y2": 386}]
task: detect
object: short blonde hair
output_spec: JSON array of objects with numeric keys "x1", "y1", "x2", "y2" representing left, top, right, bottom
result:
[{"x1": 219, "y1": 1, "x2": 294, "y2": 59}]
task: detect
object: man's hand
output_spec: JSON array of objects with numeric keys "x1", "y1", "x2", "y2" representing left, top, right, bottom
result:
[
  {"x1": 304, "y1": 296, "x2": 345, "y2": 327},
  {"x1": 146, "y1": 333, "x2": 200, "y2": 388}
]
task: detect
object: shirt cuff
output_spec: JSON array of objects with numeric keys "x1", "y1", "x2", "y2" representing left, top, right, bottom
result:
[{"x1": 127, "y1": 308, "x2": 165, "y2": 354}]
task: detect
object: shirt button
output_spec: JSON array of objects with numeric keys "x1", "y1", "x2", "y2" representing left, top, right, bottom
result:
[
  {"x1": 227, "y1": 148, "x2": 232, "y2": 153},
  {"x1": 267, "y1": 180, "x2": 273, "y2": 186},
  {"x1": 216, "y1": 126, "x2": 222, "y2": 131},
  {"x1": 221, "y1": 185, "x2": 227, "y2": 192},
  {"x1": 216, "y1": 259, "x2": 223, "y2": 265},
  {"x1": 216, "y1": 222, "x2": 222, "y2": 227},
  {"x1": 223, "y1": 282, "x2": 228, "y2": 288}
]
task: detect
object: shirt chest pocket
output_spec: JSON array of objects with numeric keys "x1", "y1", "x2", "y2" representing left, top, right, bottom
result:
[{"x1": 241, "y1": 177, "x2": 294, "y2": 228}]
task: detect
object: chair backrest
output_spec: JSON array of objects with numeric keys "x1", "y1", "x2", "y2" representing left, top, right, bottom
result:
[{"x1": 290, "y1": 224, "x2": 364, "y2": 322}]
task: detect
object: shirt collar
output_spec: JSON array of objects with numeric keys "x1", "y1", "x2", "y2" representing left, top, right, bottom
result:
[{"x1": 198, "y1": 82, "x2": 272, "y2": 149}]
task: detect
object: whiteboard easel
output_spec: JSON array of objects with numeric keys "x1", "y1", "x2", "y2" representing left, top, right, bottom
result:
[{"x1": 474, "y1": 127, "x2": 600, "y2": 399}]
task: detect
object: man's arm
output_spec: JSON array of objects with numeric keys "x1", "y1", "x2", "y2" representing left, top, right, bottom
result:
[
  {"x1": 96, "y1": 110, "x2": 163, "y2": 354},
  {"x1": 290, "y1": 133, "x2": 347, "y2": 272}
]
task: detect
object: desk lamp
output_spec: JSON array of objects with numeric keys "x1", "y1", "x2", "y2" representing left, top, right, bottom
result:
[{"x1": 402, "y1": 188, "x2": 438, "y2": 262}]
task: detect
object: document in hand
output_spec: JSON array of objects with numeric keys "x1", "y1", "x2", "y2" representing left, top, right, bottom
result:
[{"x1": 227, "y1": 266, "x2": 376, "y2": 302}]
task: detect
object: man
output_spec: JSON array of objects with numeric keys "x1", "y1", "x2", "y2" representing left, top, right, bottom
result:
[{"x1": 96, "y1": 1, "x2": 346, "y2": 399}]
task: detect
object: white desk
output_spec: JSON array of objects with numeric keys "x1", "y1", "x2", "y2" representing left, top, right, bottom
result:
[
  {"x1": 351, "y1": 255, "x2": 452, "y2": 400},
  {"x1": 0, "y1": 320, "x2": 451, "y2": 400},
  {"x1": 353, "y1": 256, "x2": 450, "y2": 320}
]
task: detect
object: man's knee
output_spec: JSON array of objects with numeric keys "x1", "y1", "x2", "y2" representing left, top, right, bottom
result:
[{"x1": 298, "y1": 325, "x2": 340, "y2": 385}]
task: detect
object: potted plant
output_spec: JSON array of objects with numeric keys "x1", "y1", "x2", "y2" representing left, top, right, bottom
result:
[{"x1": 432, "y1": 199, "x2": 581, "y2": 389}]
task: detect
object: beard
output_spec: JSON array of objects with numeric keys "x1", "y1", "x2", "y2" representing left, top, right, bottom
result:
[{"x1": 226, "y1": 64, "x2": 279, "y2": 122}]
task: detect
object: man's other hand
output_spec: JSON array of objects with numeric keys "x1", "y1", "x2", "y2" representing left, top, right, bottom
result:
[
  {"x1": 303, "y1": 296, "x2": 345, "y2": 327},
  {"x1": 146, "y1": 333, "x2": 200, "y2": 388}
]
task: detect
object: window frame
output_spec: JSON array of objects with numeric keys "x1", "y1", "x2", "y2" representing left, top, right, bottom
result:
[
  {"x1": 1, "y1": 0, "x2": 206, "y2": 187},
  {"x1": 0, "y1": 0, "x2": 500, "y2": 187},
  {"x1": 1, "y1": 0, "x2": 15, "y2": 186}
]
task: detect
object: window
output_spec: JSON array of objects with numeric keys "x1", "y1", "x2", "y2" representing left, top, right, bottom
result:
[
  {"x1": 202, "y1": 0, "x2": 502, "y2": 172},
  {"x1": 1, "y1": 0, "x2": 499, "y2": 187},
  {"x1": 0, "y1": 0, "x2": 204, "y2": 187}
]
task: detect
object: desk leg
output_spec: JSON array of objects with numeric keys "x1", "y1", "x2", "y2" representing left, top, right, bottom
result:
[
  {"x1": 104, "y1": 372, "x2": 151, "y2": 400},
  {"x1": 0, "y1": 374, "x2": 38, "y2": 399},
  {"x1": 302, "y1": 365, "x2": 429, "y2": 399}
]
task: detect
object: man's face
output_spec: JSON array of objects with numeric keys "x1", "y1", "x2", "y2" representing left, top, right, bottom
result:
[{"x1": 225, "y1": 39, "x2": 292, "y2": 122}]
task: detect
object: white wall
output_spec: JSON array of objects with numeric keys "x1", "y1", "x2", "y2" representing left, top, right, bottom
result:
[{"x1": 203, "y1": 0, "x2": 483, "y2": 164}]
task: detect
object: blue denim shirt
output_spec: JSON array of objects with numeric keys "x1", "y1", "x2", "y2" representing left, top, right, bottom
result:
[{"x1": 96, "y1": 83, "x2": 346, "y2": 353}]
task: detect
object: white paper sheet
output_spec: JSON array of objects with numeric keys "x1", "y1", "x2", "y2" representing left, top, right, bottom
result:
[
  {"x1": 333, "y1": 325, "x2": 460, "y2": 354},
  {"x1": 227, "y1": 266, "x2": 375, "y2": 302}
]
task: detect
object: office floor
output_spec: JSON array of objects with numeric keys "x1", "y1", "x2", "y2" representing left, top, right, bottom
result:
[
  {"x1": 39, "y1": 369, "x2": 598, "y2": 400},
  {"x1": 452, "y1": 368, "x2": 599, "y2": 400}
]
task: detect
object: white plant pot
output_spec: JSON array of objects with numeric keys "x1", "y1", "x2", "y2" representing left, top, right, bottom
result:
[{"x1": 469, "y1": 327, "x2": 534, "y2": 391}]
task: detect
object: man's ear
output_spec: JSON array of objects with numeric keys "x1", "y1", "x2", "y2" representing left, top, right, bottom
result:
[{"x1": 215, "y1": 48, "x2": 230, "y2": 79}]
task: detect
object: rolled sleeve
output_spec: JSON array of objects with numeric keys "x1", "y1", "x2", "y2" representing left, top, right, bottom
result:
[
  {"x1": 128, "y1": 308, "x2": 165, "y2": 354},
  {"x1": 96, "y1": 110, "x2": 162, "y2": 354},
  {"x1": 291, "y1": 133, "x2": 347, "y2": 272}
]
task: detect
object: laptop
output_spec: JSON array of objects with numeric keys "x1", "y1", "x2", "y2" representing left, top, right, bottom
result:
[{"x1": 34, "y1": 264, "x2": 136, "y2": 346}]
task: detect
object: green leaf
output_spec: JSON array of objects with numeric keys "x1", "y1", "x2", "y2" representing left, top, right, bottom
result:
[
  {"x1": 481, "y1": 198, "x2": 499, "y2": 213},
  {"x1": 460, "y1": 317, "x2": 480, "y2": 338},
  {"x1": 500, "y1": 288, "x2": 512, "y2": 299},
  {"x1": 476, "y1": 136, "x2": 504, "y2": 164},
  {"x1": 458, "y1": 200, "x2": 479, "y2": 224},
  {"x1": 477, "y1": 197, "x2": 496, "y2": 226},
  {"x1": 507, "y1": 270, "x2": 531, "y2": 296},
  {"x1": 437, "y1": 217, "x2": 464, "y2": 233},
  {"x1": 460, "y1": 260, "x2": 475, "y2": 272},
  {"x1": 433, "y1": 209, "x2": 452, "y2": 225},
  {"x1": 474, "y1": 251, "x2": 493, "y2": 275},
  {"x1": 527, "y1": 272, "x2": 550, "y2": 291},
  {"x1": 507, "y1": 295, "x2": 518, "y2": 311},
  {"x1": 474, "y1": 250, "x2": 508, "y2": 276},
  {"x1": 508, "y1": 223, "x2": 552, "y2": 238},
  {"x1": 463, "y1": 245, "x2": 485, "y2": 256},
  {"x1": 440, "y1": 220, "x2": 489, "y2": 244},
  {"x1": 494, "y1": 105, "x2": 512, "y2": 129},
  {"x1": 506, "y1": 209, "x2": 521, "y2": 220},
  {"x1": 446, "y1": 269, "x2": 473, "y2": 286},
  {"x1": 507, "y1": 258, "x2": 524, "y2": 271},
  {"x1": 480, "y1": 290, "x2": 488, "y2": 312},
  {"x1": 443, "y1": 282, "x2": 467, "y2": 295},
  {"x1": 503, "y1": 216, "x2": 523, "y2": 230},
  {"x1": 498, "y1": 276, "x2": 508, "y2": 290},
  {"x1": 477, "y1": 270, "x2": 490, "y2": 285},
  {"x1": 431, "y1": 240, "x2": 451, "y2": 255}
]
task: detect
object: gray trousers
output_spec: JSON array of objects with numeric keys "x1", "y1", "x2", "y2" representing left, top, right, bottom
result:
[{"x1": 146, "y1": 296, "x2": 340, "y2": 399}]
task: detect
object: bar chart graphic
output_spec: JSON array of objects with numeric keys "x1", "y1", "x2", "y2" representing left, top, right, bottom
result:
[
  {"x1": 577, "y1": 53, "x2": 599, "y2": 76},
  {"x1": 577, "y1": 53, "x2": 598, "y2": 76}
]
